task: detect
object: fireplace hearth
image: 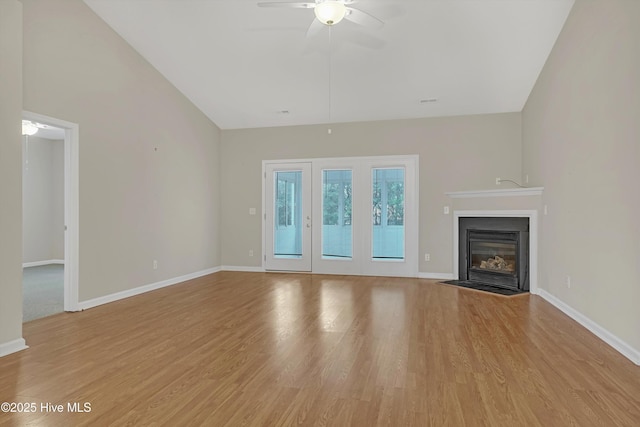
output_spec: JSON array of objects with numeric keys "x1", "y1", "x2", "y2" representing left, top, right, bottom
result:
[{"x1": 459, "y1": 217, "x2": 529, "y2": 291}]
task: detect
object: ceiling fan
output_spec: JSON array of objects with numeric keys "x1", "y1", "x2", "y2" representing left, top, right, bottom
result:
[{"x1": 257, "y1": 0, "x2": 384, "y2": 36}]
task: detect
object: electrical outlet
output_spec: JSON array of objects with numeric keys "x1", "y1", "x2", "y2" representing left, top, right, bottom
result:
[
  {"x1": 425, "y1": 253, "x2": 430, "y2": 262},
  {"x1": 153, "y1": 260, "x2": 158, "y2": 270},
  {"x1": 544, "y1": 205, "x2": 548, "y2": 216},
  {"x1": 249, "y1": 250, "x2": 254, "y2": 257},
  {"x1": 566, "y1": 276, "x2": 571, "y2": 288},
  {"x1": 496, "y1": 177, "x2": 501, "y2": 185},
  {"x1": 249, "y1": 208, "x2": 256, "y2": 215},
  {"x1": 525, "y1": 174, "x2": 529, "y2": 184}
]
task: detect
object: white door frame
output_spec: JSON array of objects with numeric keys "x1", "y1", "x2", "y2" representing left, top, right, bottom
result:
[
  {"x1": 263, "y1": 161, "x2": 312, "y2": 272},
  {"x1": 22, "y1": 111, "x2": 80, "y2": 312},
  {"x1": 263, "y1": 155, "x2": 419, "y2": 277}
]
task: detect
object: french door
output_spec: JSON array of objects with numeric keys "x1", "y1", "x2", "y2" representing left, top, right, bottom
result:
[
  {"x1": 264, "y1": 162, "x2": 312, "y2": 271},
  {"x1": 264, "y1": 156, "x2": 417, "y2": 277}
]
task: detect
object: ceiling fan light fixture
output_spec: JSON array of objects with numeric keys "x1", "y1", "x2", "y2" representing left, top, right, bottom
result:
[
  {"x1": 314, "y1": 1, "x2": 346, "y2": 26},
  {"x1": 22, "y1": 120, "x2": 38, "y2": 136}
]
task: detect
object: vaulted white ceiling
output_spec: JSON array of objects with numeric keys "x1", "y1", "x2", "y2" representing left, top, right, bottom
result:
[{"x1": 83, "y1": 0, "x2": 574, "y2": 130}]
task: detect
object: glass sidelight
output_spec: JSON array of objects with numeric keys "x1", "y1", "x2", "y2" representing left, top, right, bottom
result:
[
  {"x1": 322, "y1": 169, "x2": 352, "y2": 259},
  {"x1": 372, "y1": 168, "x2": 405, "y2": 260}
]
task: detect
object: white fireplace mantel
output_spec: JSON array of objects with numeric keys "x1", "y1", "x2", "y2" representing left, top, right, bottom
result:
[{"x1": 446, "y1": 187, "x2": 544, "y2": 198}]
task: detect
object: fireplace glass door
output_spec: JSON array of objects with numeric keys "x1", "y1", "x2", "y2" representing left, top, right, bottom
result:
[
  {"x1": 469, "y1": 241, "x2": 517, "y2": 275},
  {"x1": 467, "y1": 230, "x2": 520, "y2": 289}
]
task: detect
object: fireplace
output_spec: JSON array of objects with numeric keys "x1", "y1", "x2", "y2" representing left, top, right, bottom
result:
[{"x1": 459, "y1": 217, "x2": 529, "y2": 291}]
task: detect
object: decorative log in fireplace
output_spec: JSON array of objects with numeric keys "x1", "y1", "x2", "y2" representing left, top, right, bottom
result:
[{"x1": 459, "y1": 217, "x2": 529, "y2": 291}]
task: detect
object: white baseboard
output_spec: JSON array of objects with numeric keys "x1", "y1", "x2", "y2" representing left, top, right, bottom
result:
[
  {"x1": 418, "y1": 272, "x2": 454, "y2": 280},
  {"x1": 23, "y1": 259, "x2": 64, "y2": 268},
  {"x1": 78, "y1": 266, "x2": 222, "y2": 311},
  {"x1": 222, "y1": 265, "x2": 266, "y2": 273},
  {"x1": 0, "y1": 338, "x2": 28, "y2": 358},
  {"x1": 537, "y1": 289, "x2": 640, "y2": 366},
  {"x1": 222, "y1": 268, "x2": 450, "y2": 278}
]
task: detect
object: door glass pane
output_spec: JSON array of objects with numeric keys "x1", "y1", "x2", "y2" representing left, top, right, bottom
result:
[
  {"x1": 322, "y1": 170, "x2": 352, "y2": 258},
  {"x1": 274, "y1": 171, "x2": 302, "y2": 258},
  {"x1": 372, "y1": 168, "x2": 404, "y2": 259}
]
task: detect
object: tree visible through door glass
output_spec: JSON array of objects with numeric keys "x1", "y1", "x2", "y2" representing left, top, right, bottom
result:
[
  {"x1": 372, "y1": 168, "x2": 404, "y2": 260},
  {"x1": 322, "y1": 170, "x2": 352, "y2": 258},
  {"x1": 274, "y1": 171, "x2": 302, "y2": 258}
]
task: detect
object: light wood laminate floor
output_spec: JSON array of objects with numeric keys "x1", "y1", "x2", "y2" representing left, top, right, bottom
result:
[{"x1": 1, "y1": 272, "x2": 639, "y2": 426}]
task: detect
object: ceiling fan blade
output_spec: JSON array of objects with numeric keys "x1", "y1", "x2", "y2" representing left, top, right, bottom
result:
[
  {"x1": 257, "y1": 2, "x2": 316, "y2": 8},
  {"x1": 344, "y1": 7, "x2": 384, "y2": 29},
  {"x1": 306, "y1": 18, "x2": 324, "y2": 38}
]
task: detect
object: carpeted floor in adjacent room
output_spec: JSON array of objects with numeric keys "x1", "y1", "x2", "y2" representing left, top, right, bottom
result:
[{"x1": 23, "y1": 264, "x2": 64, "y2": 322}]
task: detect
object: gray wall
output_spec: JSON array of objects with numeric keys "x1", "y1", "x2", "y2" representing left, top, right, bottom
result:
[
  {"x1": 21, "y1": 0, "x2": 222, "y2": 302},
  {"x1": 523, "y1": 0, "x2": 640, "y2": 350},
  {"x1": 22, "y1": 137, "x2": 65, "y2": 263},
  {"x1": 221, "y1": 113, "x2": 522, "y2": 273},
  {"x1": 0, "y1": 0, "x2": 24, "y2": 349}
]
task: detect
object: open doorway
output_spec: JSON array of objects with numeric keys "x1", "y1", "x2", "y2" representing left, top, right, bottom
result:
[{"x1": 22, "y1": 111, "x2": 79, "y2": 321}]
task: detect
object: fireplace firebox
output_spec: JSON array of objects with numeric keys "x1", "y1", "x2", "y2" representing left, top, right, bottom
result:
[{"x1": 459, "y1": 217, "x2": 529, "y2": 291}]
